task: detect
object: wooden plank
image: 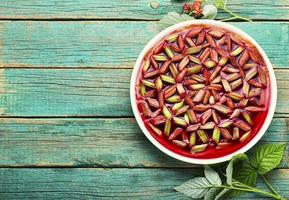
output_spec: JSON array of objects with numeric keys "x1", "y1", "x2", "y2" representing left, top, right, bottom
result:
[
  {"x1": 0, "y1": 168, "x2": 288, "y2": 199},
  {"x1": 0, "y1": 69, "x2": 130, "y2": 116},
  {"x1": 0, "y1": 21, "x2": 288, "y2": 68},
  {"x1": 0, "y1": 68, "x2": 288, "y2": 117},
  {"x1": 0, "y1": 0, "x2": 288, "y2": 20},
  {"x1": 0, "y1": 117, "x2": 288, "y2": 168}
]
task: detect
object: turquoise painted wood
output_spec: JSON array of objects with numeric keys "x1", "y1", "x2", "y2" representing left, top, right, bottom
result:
[
  {"x1": 0, "y1": 0, "x2": 288, "y2": 20},
  {"x1": 0, "y1": 168, "x2": 289, "y2": 199},
  {"x1": 0, "y1": 118, "x2": 288, "y2": 168},
  {"x1": 0, "y1": 69, "x2": 288, "y2": 116},
  {"x1": 0, "y1": 1, "x2": 289, "y2": 199},
  {"x1": 0, "y1": 69, "x2": 130, "y2": 116},
  {"x1": 0, "y1": 22, "x2": 288, "y2": 68}
]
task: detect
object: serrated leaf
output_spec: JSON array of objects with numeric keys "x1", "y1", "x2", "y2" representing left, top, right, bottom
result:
[
  {"x1": 175, "y1": 177, "x2": 212, "y2": 199},
  {"x1": 205, "y1": 165, "x2": 222, "y2": 186},
  {"x1": 230, "y1": 162, "x2": 257, "y2": 197},
  {"x1": 204, "y1": 188, "x2": 221, "y2": 200},
  {"x1": 226, "y1": 154, "x2": 248, "y2": 185},
  {"x1": 235, "y1": 163, "x2": 257, "y2": 186},
  {"x1": 159, "y1": 12, "x2": 194, "y2": 29},
  {"x1": 214, "y1": 188, "x2": 230, "y2": 200},
  {"x1": 250, "y1": 144, "x2": 286, "y2": 174}
]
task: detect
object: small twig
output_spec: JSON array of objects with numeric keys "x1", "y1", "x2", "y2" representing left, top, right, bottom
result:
[
  {"x1": 220, "y1": 16, "x2": 237, "y2": 22},
  {"x1": 222, "y1": 7, "x2": 252, "y2": 22},
  {"x1": 261, "y1": 174, "x2": 280, "y2": 196}
]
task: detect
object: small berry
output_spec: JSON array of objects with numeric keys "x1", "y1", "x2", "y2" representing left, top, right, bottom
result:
[
  {"x1": 182, "y1": 3, "x2": 192, "y2": 14},
  {"x1": 182, "y1": 0, "x2": 204, "y2": 19}
]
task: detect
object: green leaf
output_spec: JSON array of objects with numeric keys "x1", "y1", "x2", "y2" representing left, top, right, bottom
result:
[
  {"x1": 250, "y1": 144, "x2": 286, "y2": 174},
  {"x1": 214, "y1": 188, "x2": 230, "y2": 200},
  {"x1": 204, "y1": 188, "x2": 221, "y2": 200},
  {"x1": 226, "y1": 163, "x2": 233, "y2": 185},
  {"x1": 159, "y1": 12, "x2": 194, "y2": 29},
  {"x1": 230, "y1": 162, "x2": 257, "y2": 197},
  {"x1": 214, "y1": 0, "x2": 226, "y2": 9},
  {"x1": 204, "y1": 165, "x2": 222, "y2": 186},
  {"x1": 235, "y1": 163, "x2": 258, "y2": 186},
  {"x1": 226, "y1": 154, "x2": 256, "y2": 197},
  {"x1": 175, "y1": 177, "x2": 212, "y2": 199},
  {"x1": 226, "y1": 154, "x2": 248, "y2": 185}
]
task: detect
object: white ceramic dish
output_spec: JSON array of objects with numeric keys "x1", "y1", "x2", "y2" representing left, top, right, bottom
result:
[{"x1": 130, "y1": 20, "x2": 277, "y2": 164}]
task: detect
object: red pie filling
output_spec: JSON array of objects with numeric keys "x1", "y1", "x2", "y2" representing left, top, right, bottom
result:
[{"x1": 135, "y1": 25, "x2": 270, "y2": 159}]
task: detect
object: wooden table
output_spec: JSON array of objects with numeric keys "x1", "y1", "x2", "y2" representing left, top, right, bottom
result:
[{"x1": 0, "y1": 1, "x2": 288, "y2": 199}]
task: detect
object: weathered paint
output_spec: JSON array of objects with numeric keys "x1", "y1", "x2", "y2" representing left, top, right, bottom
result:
[
  {"x1": 0, "y1": 0, "x2": 288, "y2": 20},
  {"x1": 0, "y1": 168, "x2": 289, "y2": 199},
  {"x1": 0, "y1": 2, "x2": 288, "y2": 199},
  {"x1": 0, "y1": 22, "x2": 287, "y2": 68},
  {"x1": 0, "y1": 69, "x2": 288, "y2": 116},
  {"x1": 0, "y1": 118, "x2": 288, "y2": 168}
]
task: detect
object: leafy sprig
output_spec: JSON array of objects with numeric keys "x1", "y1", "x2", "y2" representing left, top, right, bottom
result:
[
  {"x1": 159, "y1": 0, "x2": 251, "y2": 29},
  {"x1": 175, "y1": 144, "x2": 287, "y2": 200}
]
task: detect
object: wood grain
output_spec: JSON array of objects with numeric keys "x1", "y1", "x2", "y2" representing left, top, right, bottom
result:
[
  {"x1": 0, "y1": 21, "x2": 288, "y2": 68},
  {"x1": 0, "y1": 117, "x2": 288, "y2": 168},
  {"x1": 0, "y1": 69, "x2": 288, "y2": 117},
  {"x1": 0, "y1": 0, "x2": 288, "y2": 20},
  {"x1": 0, "y1": 1, "x2": 288, "y2": 199},
  {"x1": 0, "y1": 168, "x2": 289, "y2": 199}
]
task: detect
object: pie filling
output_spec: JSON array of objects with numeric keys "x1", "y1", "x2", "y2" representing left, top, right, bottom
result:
[{"x1": 135, "y1": 25, "x2": 270, "y2": 159}]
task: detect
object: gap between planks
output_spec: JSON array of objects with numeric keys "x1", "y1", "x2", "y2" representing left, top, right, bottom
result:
[
  {"x1": 2, "y1": 66, "x2": 289, "y2": 70},
  {"x1": 0, "y1": 18, "x2": 157, "y2": 22},
  {"x1": 0, "y1": 18, "x2": 287, "y2": 22},
  {"x1": 0, "y1": 165, "x2": 287, "y2": 169},
  {"x1": 0, "y1": 17, "x2": 289, "y2": 22},
  {"x1": 0, "y1": 115, "x2": 287, "y2": 118},
  {"x1": 0, "y1": 166, "x2": 201, "y2": 169}
]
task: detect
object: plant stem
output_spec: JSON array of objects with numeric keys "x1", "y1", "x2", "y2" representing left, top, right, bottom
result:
[
  {"x1": 220, "y1": 185, "x2": 285, "y2": 200},
  {"x1": 236, "y1": 181, "x2": 284, "y2": 199},
  {"x1": 220, "y1": 16, "x2": 237, "y2": 22},
  {"x1": 223, "y1": 7, "x2": 252, "y2": 22},
  {"x1": 261, "y1": 174, "x2": 280, "y2": 196}
]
